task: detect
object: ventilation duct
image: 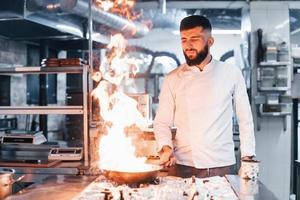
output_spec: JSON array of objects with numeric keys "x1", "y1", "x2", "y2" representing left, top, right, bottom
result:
[{"x1": 27, "y1": 0, "x2": 149, "y2": 38}]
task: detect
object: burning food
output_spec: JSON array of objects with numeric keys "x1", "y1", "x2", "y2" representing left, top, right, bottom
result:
[
  {"x1": 92, "y1": 32, "x2": 156, "y2": 184},
  {"x1": 90, "y1": 0, "x2": 159, "y2": 185}
]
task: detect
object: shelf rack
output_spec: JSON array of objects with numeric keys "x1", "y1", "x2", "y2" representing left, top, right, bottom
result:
[
  {"x1": 255, "y1": 61, "x2": 292, "y2": 131},
  {"x1": 0, "y1": 65, "x2": 90, "y2": 167}
]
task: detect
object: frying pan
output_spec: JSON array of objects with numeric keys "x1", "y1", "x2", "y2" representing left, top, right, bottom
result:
[{"x1": 102, "y1": 164, "x2": 162, "y2": 184}]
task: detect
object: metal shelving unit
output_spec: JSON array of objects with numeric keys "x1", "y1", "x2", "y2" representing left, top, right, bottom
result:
[
  {"x1": 0, "y1": 66, "x2": 84, "y2": 74},
  {"x1": 255, "y1": 61, "x2": 292, "y2": 131},
  {"x1": 0, "y1": 106, "x2": 84, "y2": 115},
  {"x1": 258, "y1": 87, "x2": 289, "y2": 91},
  {"x1": 0, "y1": 65, "x2": 90, "y2": 167},
  {"x1": 259, "y1": 61, "x2": 291, "y2": 66}
]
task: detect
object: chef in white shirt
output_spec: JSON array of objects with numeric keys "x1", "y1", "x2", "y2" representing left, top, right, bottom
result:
[{"x1": 153, "y1": 15, "x2": 256, "y2": 178}]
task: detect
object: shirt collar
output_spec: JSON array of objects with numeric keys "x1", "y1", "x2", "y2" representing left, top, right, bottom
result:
[{"x1": 181, "y1": 57, "x2": 215, "y2": 74}]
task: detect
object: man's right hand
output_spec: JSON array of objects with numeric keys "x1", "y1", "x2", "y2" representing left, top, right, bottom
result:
[{"x1": 158, "y1": 145, "x2": 176, "y2": 167}]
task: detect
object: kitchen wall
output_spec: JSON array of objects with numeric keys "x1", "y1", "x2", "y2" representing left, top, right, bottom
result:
[
  {"x1": 0, "y1": 37, "x2": 27, "y2": 129},
  {"x1": 291, "y1": 32, "x2": 300, "y2": 46},
  {"x1": 129, "y1": 27, "x2": 242, "y2": 65},
  {"x1": 250, "y1": 2, "x2": 292, "y2": 199},
  {"x1": 0, "y1": 38, "x2": 27, "y2": 65}
]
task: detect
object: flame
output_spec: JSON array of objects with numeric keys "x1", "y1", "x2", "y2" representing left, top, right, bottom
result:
[
  {"x1": 94, "y1": 0, "x2": 141, "y2": 20},
  {"x1": 97, "y1": 33, "x2": 139, "y2": 86},
  {"x1": 92, "y1": 33, "x2": 153, "y2": 172},
  {"x1": 96, "y1": 0, "x2": 114, "y2": 11}
]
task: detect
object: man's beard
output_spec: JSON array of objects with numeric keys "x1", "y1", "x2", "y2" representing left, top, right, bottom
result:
[{"x1": 184, "y1": 44, "x2": 209, "y2": 66}]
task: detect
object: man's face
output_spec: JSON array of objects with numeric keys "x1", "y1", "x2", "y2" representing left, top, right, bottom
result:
[{"x1": 180, "y1": 26, "x2": 213, "y2": 66}]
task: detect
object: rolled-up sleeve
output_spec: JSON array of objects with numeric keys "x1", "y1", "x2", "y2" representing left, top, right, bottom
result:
[
  {"x1": 233, "y1": 68, "x2": 256, "y2": 158},
  {"x1": 153, "y1": 77, "x2": 175, "y2": 151}
]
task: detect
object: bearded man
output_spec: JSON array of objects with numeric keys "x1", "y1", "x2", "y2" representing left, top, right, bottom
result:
[{"x1": 153, "y1": 15, "x2": 256, "y2": 178}]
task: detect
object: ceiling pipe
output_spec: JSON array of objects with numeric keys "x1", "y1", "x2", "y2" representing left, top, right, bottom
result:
[
  {"x1": 27, "y1": 13, "x2": 84, "y2": 37},
  {"x1": 27, "y1": 0, "x2": 149, "y2": 38},
  {"x1": 0, "y1": 12, "x2": 23, "y2": 21},
  {"x1": 0, "y1": 0, "x2": 84, "y2": 38}
]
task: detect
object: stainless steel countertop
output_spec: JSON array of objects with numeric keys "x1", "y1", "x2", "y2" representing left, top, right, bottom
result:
[
  {"x1": 226, "y1": 175, "x2": 279, "y2": 200},
  {"x1": 5, "y1": 175, "x2": 97, "y2": 200},
  {"x1": 6, "y1": 175, "x2": 278, "y2": 200}
]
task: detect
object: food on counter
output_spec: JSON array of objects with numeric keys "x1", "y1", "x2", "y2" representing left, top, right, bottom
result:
[{"x1": 74, "y1": 176, "x2": 238, "y2": 200}]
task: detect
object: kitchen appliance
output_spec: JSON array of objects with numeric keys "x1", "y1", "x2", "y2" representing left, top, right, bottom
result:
[
  {"x1": 260, "y1": 76, "x2": 275, "y2": 88},
  {"x1": 240, "y1": 160, "x2": 260, "y2": 181},
  {"x1": 266, "y1": 94, "x2": 279, "y2": 105},
  {"x1": 277, "y1": 42, "x2": 289, "y2": 62},
  {"x1": 257, "y1": 29, "x2": 264, "y2": 63},
  {"x1": 1, "y1": 131, "x2": 47, "y2": 145},
  {"x1": 102, "y1": 164, "x2": 162, "y2": 184},
  {"x1": 48, "y1": 147, "x2": 83, "y2": 161}
]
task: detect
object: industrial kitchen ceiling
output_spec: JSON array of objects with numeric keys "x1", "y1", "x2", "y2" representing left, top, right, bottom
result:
[
  {"x1": 0, "y1": 0, "x2": 86, "y2": 48},
  {"x1": 0, "y1": 0, "x2": 150, "y2": 48},
  {"x1": 0, "y1": 0, "x2": 296, "y2": 49}
]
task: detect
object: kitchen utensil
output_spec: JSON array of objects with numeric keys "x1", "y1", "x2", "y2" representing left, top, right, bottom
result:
[
  {"x1": 277, "y1": 42, "x2": 289, "y2": 62},
  {"x1": 0, "y1": 168, "x2": 24, "y2": 199},
  {"x1": 265, "y1": 42, "x2": 277, "y2": 62},
  {"x1": 102, "y1": 164, "x2": 162, "y2": 184},
  {"x1": 239, "y1": 160, "x2": 260, "y2": 181},
  {"x1": 260, "y1": 77, "x2": 275, "y2": 87},
  {"x1": 257, "y1": 29, "x2": 264, "y2": 63},
  {"x1": 266, "y1": 94, "x2": 279, "y2": 105}
]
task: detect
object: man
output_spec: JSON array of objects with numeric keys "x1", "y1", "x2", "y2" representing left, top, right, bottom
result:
[{"x1": 153, "y1": 15, "x2": 256, "y2": 178}]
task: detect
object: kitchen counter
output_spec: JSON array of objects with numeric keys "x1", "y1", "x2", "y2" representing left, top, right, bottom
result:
[
  {"x1": 226, "y1": 175, "x2": 279, "y2": 200},
  {"x1": 5, "y1": 175, "x2": 97, "y2": 200},
  {"x1": 5, "y1": 175, "x2": 278, "y2": 200}
]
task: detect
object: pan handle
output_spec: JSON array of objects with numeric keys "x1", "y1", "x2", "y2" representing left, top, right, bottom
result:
[
  {"x1": 10, "y1": 175, "x2": 25, "y2": 185},
  {"x1": 3, "y1": 175, "x2": 25, "y2": 186}
]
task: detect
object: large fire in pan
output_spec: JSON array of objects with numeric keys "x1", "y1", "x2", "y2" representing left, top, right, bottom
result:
[
  {"x1": 92, "y1": 33, "x2": 153, "y2": 172},
  {"x1": 92, "y1": 1, "x2": 154, "y2": 172}
]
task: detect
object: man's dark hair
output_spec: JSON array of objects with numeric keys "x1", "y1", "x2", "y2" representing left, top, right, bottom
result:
[{"x1": 180, "y1": 15, "x2": 212, "y2": 32}]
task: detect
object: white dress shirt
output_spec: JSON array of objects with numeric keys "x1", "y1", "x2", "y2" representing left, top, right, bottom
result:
[{"x1": 153, "y1": 58, "x2": 256, "y2": 169}]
